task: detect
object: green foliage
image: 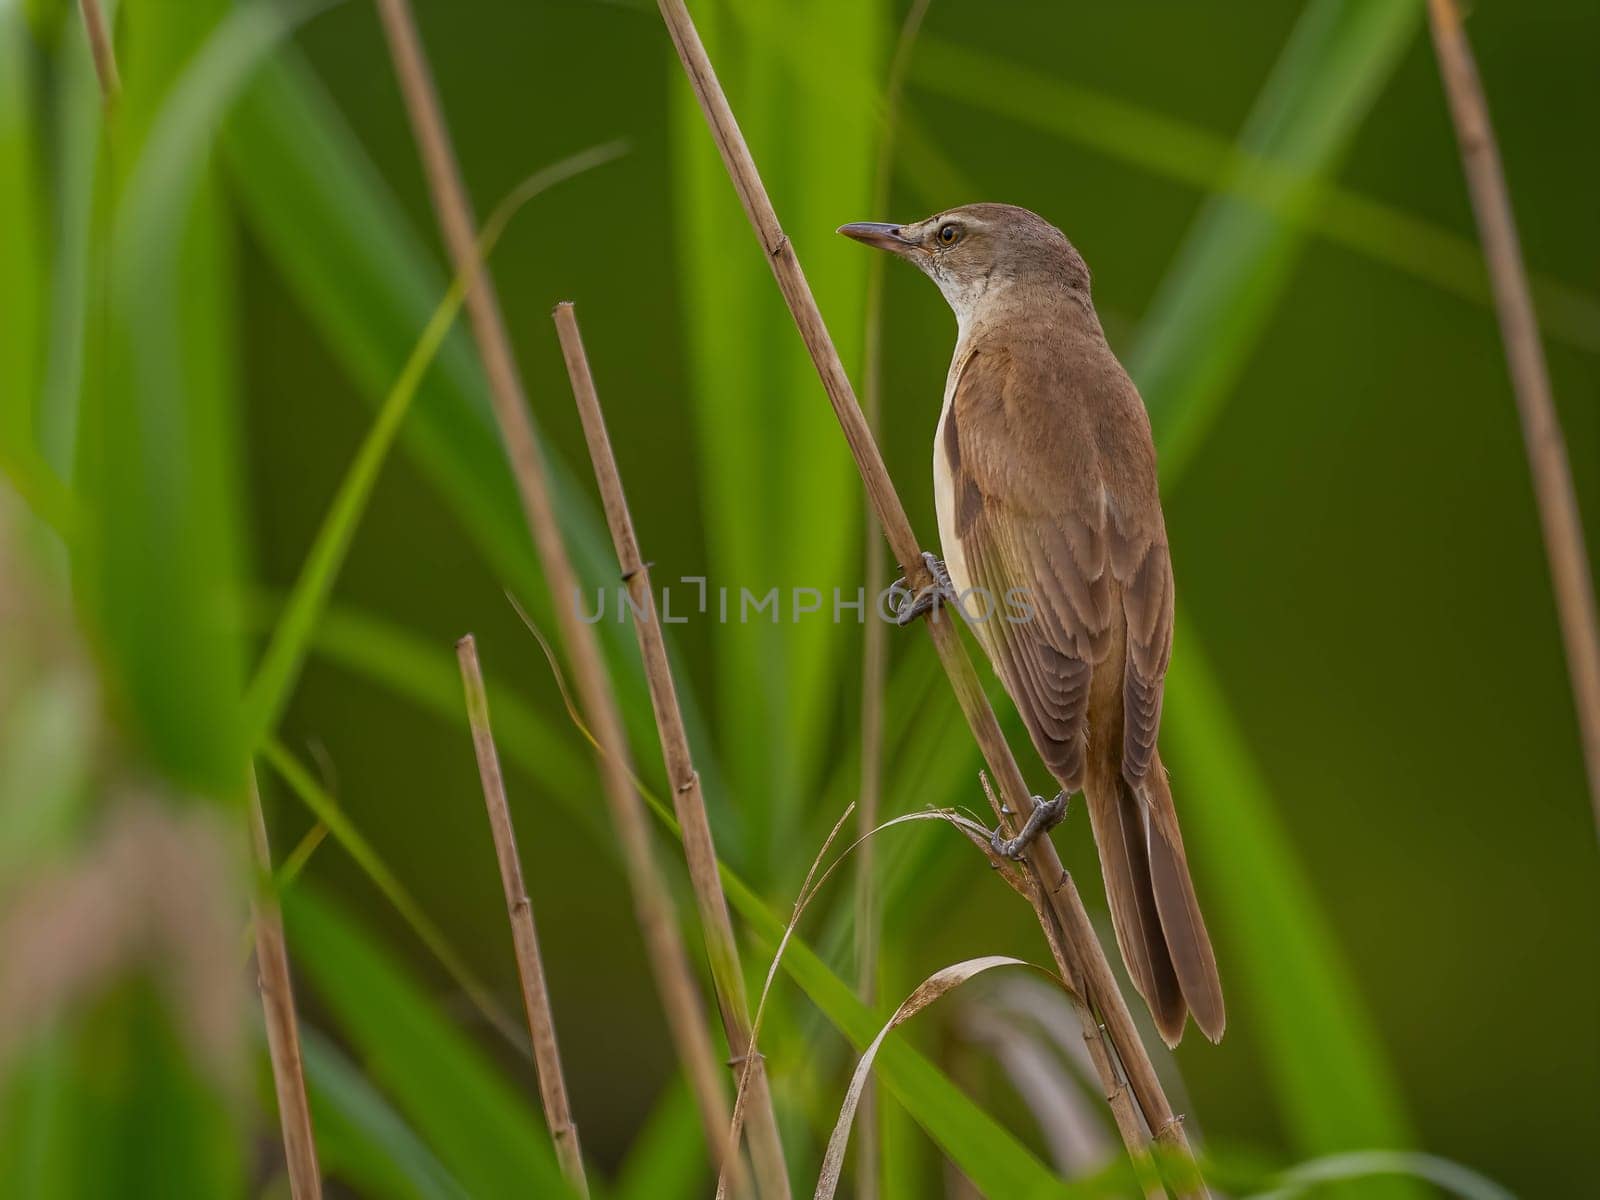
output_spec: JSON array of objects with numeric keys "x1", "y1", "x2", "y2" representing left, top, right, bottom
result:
[
  {"x1": 241, "y1": 142, "x2": 624, "y2": 745},
  {"x1": 269, "y1": 610, "x2": 1071, "y2": 1197},
  {"x1": 239, "y1": 208, "x2": 475, "y2": 746},
  {"x1": 259, "y1": 737, "x2": 521, "y2": 1045},
  {"x1": 613, "y1": 1078, "x2": 706, "y2": 1200},
  {"x1": 252, "y1": 597, "x2": 604, "y2": 845},
  {"x1": 223, "y1": 52, "x2": 544, "y2": 597},
  {"x1": 302, "y1": 1027, "x2": 470, "y2": 1200},
  {"x1": 282, "y1": 884, "x2": 579, "y2": 1199},
  {"x1": 1129, "y1": 0, "x2": 1425, "y2": 479},
  {"x1": 33, "y1": 0, "x2": 104, "y2": 483},
  {"x1": 3, "y1": 6, "x2": 300, "y2": 1198},
  {"x1": 2, "y1": 991, "x2": 245, "y2": 1200},
  {"x1": 81, "y1": 0, "x2": 304, "y2": 802},
  {"x1": 816, "y1": 8, "x2": 1429, "y2": 1191},
  {"x1": 1163, "y1": 633, "x2": 1414, "y2": 1173},
  {"x1": 669, "y1": 0, "x2": 884, "y2": 879},
  {"x1": 1128, "y1": 1, "x2": 1423, "y2": 1184},
  {"x1": 4, "y1": 0, "x2": 1590, "y2": 1195},
  {"x1": 910, "y1": 22, "x2": 1600, "y2": 360},
  {"x1": 0, "y1": 0, "x2": 43, "y2": 460},
  {"x1": 219, "y1": 50, "x2": 687, "y2": 777}
]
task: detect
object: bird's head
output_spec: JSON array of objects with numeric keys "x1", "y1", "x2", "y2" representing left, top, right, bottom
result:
[{"x1": 838, "y1": 203, "x2": 1090, "y2": 328}]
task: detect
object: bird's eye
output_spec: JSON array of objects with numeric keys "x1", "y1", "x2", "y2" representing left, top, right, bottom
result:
[{"x1": 938, "y1": 224, "x2": 959, "y2": 245}]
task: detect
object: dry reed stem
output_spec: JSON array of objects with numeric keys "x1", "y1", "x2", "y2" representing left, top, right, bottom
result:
[
  {"x1": 76, "y1": 0, "x2": 121, "y2": 106},
  {"x1": 372, "y1": 0, "x2": 744, "y2": 1186},
  {"x1": 551, "y1": 304, "x2": 791, "y2": 1200},
  {"x1": 456, "y1": 635, "x2": 590, "y2": 1197},
  {"x1": 654, "y1": 1, "x2": 1202, "y2": 1192},
  {"x1": 247, "y1": 770, "x2": 323, "y2": 1200},
  {"x1": 1427, "y1": 0, "x2": 1600, "y2": 832},
  {"x1": 855, "y1": 7, "x2": 931, "y2": 1195},
  {"x1": 979, "y1": 777, "x2": 1164, "y2": 1200}
]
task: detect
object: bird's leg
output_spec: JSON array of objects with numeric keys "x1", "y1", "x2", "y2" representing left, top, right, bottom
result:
[
  {"x1": 890, "y1": 552, "x2": 954, "y2": 626},
  {"x1": 990, "y1": 791, "x2": 1068, "y2": 860}
]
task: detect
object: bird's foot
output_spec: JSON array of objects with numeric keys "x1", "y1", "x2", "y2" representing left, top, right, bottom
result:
[
  {"x1": 990, "y1": 791, "x2": 1068, "y2": 860},
  {"x1": 891, "y1": 552, "x2": 953, "y2": 626}
]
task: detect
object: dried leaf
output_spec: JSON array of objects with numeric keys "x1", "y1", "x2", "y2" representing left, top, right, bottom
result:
[
  {"x1": 815, "y1": 956, "x2": 1077, "y2": 1200},
  {"x1": 717, "y1": 806, "x2": 1034, "y2": 1200}
]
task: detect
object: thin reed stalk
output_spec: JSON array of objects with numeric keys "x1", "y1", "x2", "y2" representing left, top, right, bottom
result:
[
  {"x1": 855, "y1": 7, "x2": 931, "y2": 1196},
  {"x1": 76, "y1": 0, "x2": 121, "y2": 106},
  {"x1": 371, "y1": 0, "x2": 743, "y2": 1185},
  {"x1": 1426, "y1": 0, "x2": 1600, "y2": 833},
  {"x1": 978, "y1": 776, "x2": 1163, "y2": 1200},
  {"x1": 551, "y1": 304, "x2": 791, "y2": 1200},
  {"x1": 653, "y1": 1, "x2": 1203, "y2": 1192},
  {"x1": 247, "y1": 769, "x2": 323, "y2": 1200},
  {"x1": 456, "y1": 635, "x2": 590, "y2": 1197}
]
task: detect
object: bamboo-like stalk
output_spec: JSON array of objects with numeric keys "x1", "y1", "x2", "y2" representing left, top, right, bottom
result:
[
  {"x1": 551, "y1": 304, "x2": 791, "y2": 1200},
  {"x1": 653, "y1": 1, "x2": 1203, "y2": 1193},
  {"x1": 247, "y1": 769, "x2": 323, "y2": 1200},
  {"x1": 371, "y1": 0, "x2": 744, "y2": 1187},
  {"x1": 456, "y1": 635, "x2": 590, "y2": 1197},
  {"x1": 1427, "y1": 0, "x2": 1600, "y2": 832},
  {"x1": 977, "y1": 778, "x2": 1164, "y2": 1200},
  {"x1": 855, "y1": 7, "x2": 931, "y2": 1197},
  {"x1": 76, "y1": 0, "x2": 121, "y2": 106}
]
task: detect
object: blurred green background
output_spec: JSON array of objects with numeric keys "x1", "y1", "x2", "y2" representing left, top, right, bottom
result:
[{"x1": 2, "y1": 0, "x2": 1597, "y2": 1196}]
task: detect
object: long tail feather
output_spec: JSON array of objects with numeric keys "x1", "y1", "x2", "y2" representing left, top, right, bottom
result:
[
  {"x1": 1141, "y1": 755, "x2": 1225, "y2": 1043},
  {"x1": 1084, "y1": 756, "x2": 1187, "y2": 1045}
]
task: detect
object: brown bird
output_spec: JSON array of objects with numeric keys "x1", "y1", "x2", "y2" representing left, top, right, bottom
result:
[{"x1": 840, "y1": 204, "x2": 1224, "y2": 1046}]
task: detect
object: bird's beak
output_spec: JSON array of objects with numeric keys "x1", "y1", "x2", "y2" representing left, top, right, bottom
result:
[{"x1": 837, "y1": 221, "x2": 917, "y2": 254}]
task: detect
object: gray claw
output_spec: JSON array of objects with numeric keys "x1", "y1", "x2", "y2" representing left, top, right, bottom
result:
[
  {"x1": 891, "y1": 552, "x2": 954, "y2": 626},
  {"x1": 990, "y1": 792, "x2": 1068, "y2": 860}
]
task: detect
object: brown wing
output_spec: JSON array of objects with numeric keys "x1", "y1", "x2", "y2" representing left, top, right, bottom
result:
[
  {"x1": 946, "y1": 339, "x2": 1176, "y2": 780},
  {"x1": 943, "y1": 345, "x2": 1116, "y2": 788},
  {"x1": 1108, "y1": 513, "x2": 1173, "y2": 782}
]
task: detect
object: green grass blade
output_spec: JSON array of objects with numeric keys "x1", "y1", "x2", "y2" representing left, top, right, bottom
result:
[
  {"x1": 301, "y1": 1027, "x2": 471, "y2": 1200},
  {"x1": 1161, "y1": 627, "x2": 1415, "y2": 1168},
  {"x1": 37, "y1": 2, "x2": 109, "y2": 483},
  {"x1": 669, "y1": 0, "x2": 882, "y2": 877},
  {"x1": 4, "y1": 989, "x2": 246, "y2": 1199},
  {"x1": 0, "y1": 2, "x2": 43, "y2": 454},
  {"x1": 0, "y1": 1026, "x2": 71, "y2": 1196},
  {"x1": 0, "y1": 8, "x2": 75, "y2": 535},
  {"x1": 241, "y1": 143, "x2": 625, "y2": 744},
  {"x1": 84, "y1": 0, "x2": 322, "y2": 800},
  {"x1": 908, "y1": 29, "x2": 1600, "y2": 357},
  {"x1": 1129, "y1": 0, "x2": 1424, "y2": 480},
  {"x1": 282, "y1": 884, "x2": 578, "y2": 1200}
]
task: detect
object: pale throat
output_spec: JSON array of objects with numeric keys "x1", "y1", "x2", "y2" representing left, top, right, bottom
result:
[{"x1": 930, "y1": 264, "x2": 1009, "y2": 343}]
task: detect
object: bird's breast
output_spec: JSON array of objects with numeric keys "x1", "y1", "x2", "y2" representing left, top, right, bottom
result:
[{"x1": 933, "y1": 356, "x2": 974, "y2": 604}]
